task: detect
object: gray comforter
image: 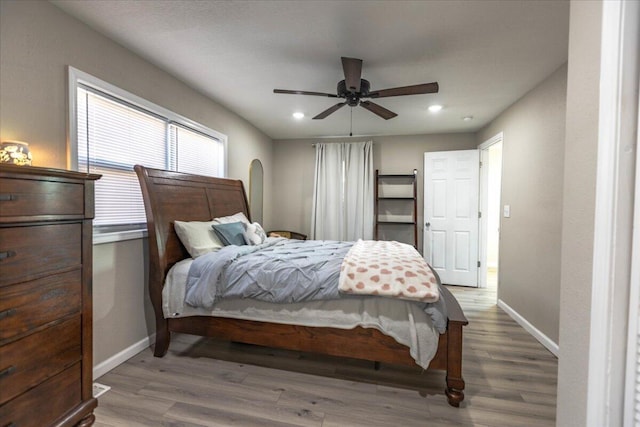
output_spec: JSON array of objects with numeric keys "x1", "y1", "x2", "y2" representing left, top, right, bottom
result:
[{"x1": 185, "y1": 238, "x2": 448, "y2": 332}]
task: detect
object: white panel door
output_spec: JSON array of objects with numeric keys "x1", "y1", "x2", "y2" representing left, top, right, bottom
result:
[{"x1": 423, "y1": 150, "x2": 480, "y2": 286}]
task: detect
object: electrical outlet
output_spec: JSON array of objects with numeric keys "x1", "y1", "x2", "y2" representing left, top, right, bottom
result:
[{"x1": 503, "y1": 205, "x2": 511, "y2": 218}]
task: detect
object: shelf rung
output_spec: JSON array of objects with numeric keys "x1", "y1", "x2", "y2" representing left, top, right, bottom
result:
[
  {"x1": 377, "y1": 174, "x2": 415, "y2": 179},
  {"x1": 377, "y1": 221, "x2": 416, "y2": 225}
]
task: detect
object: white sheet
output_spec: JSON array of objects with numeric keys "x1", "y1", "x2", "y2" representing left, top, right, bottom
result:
[{"x1": 163, "y1": 258, "x2": 439, "y2": 368}]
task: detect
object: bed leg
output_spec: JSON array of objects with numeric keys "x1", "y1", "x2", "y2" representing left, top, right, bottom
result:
[
  {"x1": 153, "y1": 319, "x2": 171, "y2": 357},
  {"x1": 445, "y1": 319, "x2": 466, "y2": 407},
  {"x1": 445, "y1": 384, "x2": 465, "y2": 407}
]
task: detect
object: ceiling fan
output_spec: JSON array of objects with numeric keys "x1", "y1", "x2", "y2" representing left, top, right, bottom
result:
[{"x1": 274, "y1": 57, "x2": 439, "y2": 120}]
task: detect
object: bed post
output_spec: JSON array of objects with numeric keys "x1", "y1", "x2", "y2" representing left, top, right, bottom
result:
[
  {"x1": 134, "y1": 164, "x2": 174, "y2": 358},
  {"x1": 154, "y1": 318, "x2": 171, "y2": 357},
  {"x1": 438, "y1": 286, "x2": 468, "y2": 407},
  {"x1": 444, "y1": 319, "x2": 466, "y2": 406}
]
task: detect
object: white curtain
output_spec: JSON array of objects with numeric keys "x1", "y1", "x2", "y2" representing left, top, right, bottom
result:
[{"x1": 311, "y1": 141, "x2": 373, "y2": 241}]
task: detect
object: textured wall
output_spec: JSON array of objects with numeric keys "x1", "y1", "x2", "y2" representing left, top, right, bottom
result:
[
  {"x1": 0, "y1": 0, "x2": 273, "y2": 370},
  {"x1": 556, "y1": 2, "x2": 602, "y2": 425},
  {"x1": 477, "y1": 64, "x2": 567, "y2": 344}
]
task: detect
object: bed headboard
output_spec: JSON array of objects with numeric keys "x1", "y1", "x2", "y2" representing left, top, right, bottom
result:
[{"x1": 134, "y1": 165, "x2": 250, "y2": 305}]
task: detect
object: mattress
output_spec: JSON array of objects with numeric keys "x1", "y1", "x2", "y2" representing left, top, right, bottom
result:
[{"x1": 163, "y1": 258, "x2": 440, "y2": 368}]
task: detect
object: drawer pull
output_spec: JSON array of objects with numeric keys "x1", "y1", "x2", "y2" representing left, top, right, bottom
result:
[
  {"x1": 0, "y1": 193, "x2": 17, "y2": 202},
  {"x1": 0, "y1": 250, "x2": 16, "y2": 261},
  {"x1": 0, "y1": 365, "x2": 16, "y2": 379},
  {"x1": 0, "y1": 308, "x2": 16, "y2": 320}
]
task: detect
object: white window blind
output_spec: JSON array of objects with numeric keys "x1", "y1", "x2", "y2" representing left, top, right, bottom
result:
[
  {"x1": 170, "y1": 124, "x2": 224, "y2": 177},
  {"x1": 75, "y1": 85, "x2": 225, "y2": 228},
  {"x1": 77, "y1": 88, "x2": 167, "y2": 226}
]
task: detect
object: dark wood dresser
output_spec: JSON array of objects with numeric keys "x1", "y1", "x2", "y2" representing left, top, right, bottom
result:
[{"x1": 0, "y1": 165, "x2": 100, "y2": 427}]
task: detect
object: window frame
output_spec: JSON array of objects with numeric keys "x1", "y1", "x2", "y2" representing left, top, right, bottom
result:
[{"x1": 67, "y1": 66, "x2": 228, "y2": 244}]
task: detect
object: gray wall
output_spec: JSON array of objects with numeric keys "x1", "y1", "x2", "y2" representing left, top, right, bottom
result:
[
  {"x1": 0, "y1": 0, "x2": 274, "y2": 370},
  {"x1": 476, "y1": 64, "x2": 567, "y2": 345},
  {"x1": 272, "y1": 133, "x2": 477, "y2": 251},
  {"x1": 556, "y1": 1, "x2": 602, "y2": 425}
]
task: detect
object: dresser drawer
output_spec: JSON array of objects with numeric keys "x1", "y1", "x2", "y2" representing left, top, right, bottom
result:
[
  {"x1": 0, "y1": 316, "x2": 82, "y2": 405},
  {"x1": 0, "y1": 270, "x2": 81, "y2": 341},
  {"x1": 0, "y1": 223, "x2": 81, "y2": 287},
  {"x1": 0, "y1": 362, "x2": 82, "y2": 427},
  {"x1": 0, "y1": 177, "x2": 85, "y2": 218}
]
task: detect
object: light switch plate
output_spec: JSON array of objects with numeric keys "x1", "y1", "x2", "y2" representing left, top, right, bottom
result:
[{"x1": 503, "y1": 205, "x2": 511, "y2": 218}]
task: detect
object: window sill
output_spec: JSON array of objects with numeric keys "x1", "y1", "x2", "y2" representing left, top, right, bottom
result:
[{"x1": 93, "y1": 228, "x2": 147, "y2": 245}]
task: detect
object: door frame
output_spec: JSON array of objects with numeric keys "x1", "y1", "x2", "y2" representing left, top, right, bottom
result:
[
  {"x1": 478, "y1": 132, "x2": 503, "y2": 289},
  {"x1": 587, "y1": 0, "x2": 639, "y2": 425}
]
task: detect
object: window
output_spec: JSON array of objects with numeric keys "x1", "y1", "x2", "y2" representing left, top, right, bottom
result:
[{"x1": 69, "y1": 67, "x2": 227, "y2": 234}]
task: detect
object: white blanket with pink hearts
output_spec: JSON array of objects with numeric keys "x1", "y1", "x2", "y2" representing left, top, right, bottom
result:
[{"x1": 338, "y1": 239, "x2": 440, "y2": 303}]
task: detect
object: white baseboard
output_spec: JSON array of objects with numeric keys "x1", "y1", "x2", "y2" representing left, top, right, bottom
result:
[
  {"x1": 497, "y1": 299, "x2": 559, "y2": 357},
  {"x1": 93, "y1": 333, "x2": 155, "y2": 380}
]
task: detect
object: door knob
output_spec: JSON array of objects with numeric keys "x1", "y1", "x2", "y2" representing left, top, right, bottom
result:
[{"x1": 425, "y1": 222, "x2": 431, "y2": 228}]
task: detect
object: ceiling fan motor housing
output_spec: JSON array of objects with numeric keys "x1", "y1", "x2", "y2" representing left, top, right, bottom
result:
[{"x1": 338, "y1": 79, "x2": 371, "y2": 106}]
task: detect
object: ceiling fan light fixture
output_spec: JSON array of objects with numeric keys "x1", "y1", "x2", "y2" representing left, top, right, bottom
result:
[
  {"x1": 428, "y1": 104, "x2": 443, "y2": 113},
  {"x1": 292, "y1": 112, "x2": 305, "y2": 119}
]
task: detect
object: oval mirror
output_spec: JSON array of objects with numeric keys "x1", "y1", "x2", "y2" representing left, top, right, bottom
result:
[{"x1": 249, "y1": 159, "x2": 264, "y2": 224}]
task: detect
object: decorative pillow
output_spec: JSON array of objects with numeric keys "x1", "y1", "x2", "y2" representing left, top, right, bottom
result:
[
  {"x1": 174, "y1": 220, "x2": 224, "y2": 258},
  {"x1": 244, "y1": 222, "x2": 267, "y2": 245},
  {"x1": 212, "y1": 212, "x2": 250, "y2": 226},
  {"x1": 212, "y1": 222, "x2": 248, "y2": 246}
]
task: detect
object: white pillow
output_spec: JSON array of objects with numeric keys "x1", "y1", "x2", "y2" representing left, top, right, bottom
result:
[
  {"x1": 174, "y1": 220, "x2": 224, "y2": 258},
  {"x1": 244, "y1": 222, "x2": 267, "y2": 245},
  {"x1": 212, "y1": 212, "x2": 250, "y2": 226}
]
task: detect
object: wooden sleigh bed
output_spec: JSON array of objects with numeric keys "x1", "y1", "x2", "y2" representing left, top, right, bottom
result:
[{"x1": 135, "y1": 165, "x2": 468, "y2": 407}]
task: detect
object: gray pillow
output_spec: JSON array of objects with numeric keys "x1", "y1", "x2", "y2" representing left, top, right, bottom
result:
[{"x1": 211, "y1": 222, "x2": 248, "y2": 246}]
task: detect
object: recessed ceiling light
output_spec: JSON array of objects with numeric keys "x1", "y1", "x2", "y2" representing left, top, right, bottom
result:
[
  {"x1": 428, "y1": 105, "x2": 443, "y2": 113},
  {"x1": 462, "y1": 116, "x2": 473, "y2": 121},
  {"x1": 292, "y1": 112, "x2": 305, "y2": 119}
]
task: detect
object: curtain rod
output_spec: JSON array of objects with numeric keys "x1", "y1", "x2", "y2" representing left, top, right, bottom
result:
[{"x1": 310, "y1": 140, "x2": 374, "y2": 147}]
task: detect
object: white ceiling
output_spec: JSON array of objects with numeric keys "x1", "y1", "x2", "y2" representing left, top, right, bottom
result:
[{"x1": 51, "y1": 0, "x2": 569, "y2": 140}]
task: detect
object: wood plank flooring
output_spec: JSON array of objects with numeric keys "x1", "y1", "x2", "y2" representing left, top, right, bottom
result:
[{"x1": 93, "y1": 279, "x2": 557, "y2": 426}]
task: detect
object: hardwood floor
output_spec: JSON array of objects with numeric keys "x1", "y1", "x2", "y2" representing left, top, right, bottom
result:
[{"x1": 93, "y1": 278, "x2": 557, "y2": 426}]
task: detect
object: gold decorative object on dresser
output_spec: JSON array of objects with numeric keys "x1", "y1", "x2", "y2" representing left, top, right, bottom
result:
[{"x1": 0, "y1": 164, "x2": 100, "y2": 427}]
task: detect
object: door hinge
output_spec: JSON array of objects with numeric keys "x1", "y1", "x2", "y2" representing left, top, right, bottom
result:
[
  {"x1": 479, "y1": 161, "x2": 483, "y2": 168},
  {"x1": 477, "y1": 261, "x2": 481, "y2": 268},
  {"x1": 478, "y1": 211, "x2": 482, "y2": 218}
]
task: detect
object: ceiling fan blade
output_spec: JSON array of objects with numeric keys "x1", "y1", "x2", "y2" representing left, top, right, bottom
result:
[
  {"x1": 341, "y1": 57, "x2": 363, "y2": 93},
  {"x1": 360, "y1": 101, "x2": 398, "y2": 120},
  {"x1": 367, "y1": 82, "x2": 439, "y2": 98},
  {"x1": 313, "y1": 102, "x2": 348, "y2": 120},
  {"x1": 274, "y1": 89, "x2": 338, "y2": 98}
]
